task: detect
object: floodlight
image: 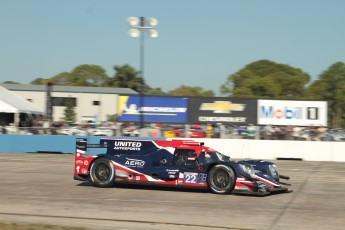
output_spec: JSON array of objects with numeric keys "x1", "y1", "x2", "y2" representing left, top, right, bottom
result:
[
  {"x1": 127, "y1": 17, "x2": 139, "y2": 26},
  {"x1": 125, "y1": 16, "x2": 158, "y2": 129},
  {"x1": 148, "y1": 17, "x2": 158, "y2": 27},
  {"x1": 128, "y1": 28, "x2": 140, "y2": 38},
  {"x1": 149, "y1": 29, "x2": 158, "y2": 38}
]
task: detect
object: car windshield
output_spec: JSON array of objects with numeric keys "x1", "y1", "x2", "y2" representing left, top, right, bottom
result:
[{"x1": 199, "y1": 151, "x2": 230, "y2": 164}]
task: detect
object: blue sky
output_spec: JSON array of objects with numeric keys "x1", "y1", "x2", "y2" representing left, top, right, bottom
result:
[{"x1": 1, "y1": 0, "x2": 344, "y2": 95}]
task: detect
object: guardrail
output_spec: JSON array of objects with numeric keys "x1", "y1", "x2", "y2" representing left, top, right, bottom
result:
[{"x1": 0, "y1": 135, "x2": 344, "y2": 162}]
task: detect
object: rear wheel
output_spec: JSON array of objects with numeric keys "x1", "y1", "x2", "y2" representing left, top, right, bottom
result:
[
  {"x1": 90, "y1": 158, "x2": 115, "y2": 188},
  {"x1": 207, "y1": 164, "x2": 235, "y2": 194}
]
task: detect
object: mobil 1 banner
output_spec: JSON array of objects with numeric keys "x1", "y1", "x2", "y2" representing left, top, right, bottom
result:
[
  {"x1": 117, "y1": 95, "x2": 187, "y2": 123},
  {"x1": 258, "y1": 100, "x2": 328, "y2": 126},
  {"x1": 188, "y1": 98, "x2": 257, "y2": 125}
]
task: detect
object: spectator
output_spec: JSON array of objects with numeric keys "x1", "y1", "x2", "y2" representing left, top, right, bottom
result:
[
  {"x1": 279, "y1": 126, "x2": 286, "y2": 140},
  {"x1": 205, "y1": 123, "x2": 213, "y2": 138},
  {"x1": 213, "y1": 124, "x2": 220, "y2": 138},
  {"x1": 285, "y1": 125, "x2": 293, "y2": 140},
  {"x1": 317, "y1": 126, "x2": 327, "y2": 141},
  {"x1": 309, "y1": 126, "x2": 318, "y2": 141},
  {"x1": 272, "y1": 126, "x2": 281, "y2": 140},
  {"x1": 237, "y1": 126, "x2": 245, "y2": 137},
  {"x1": 292, "y1": 126, "x2": 301, "y2": 140},
  {"x1": 1, "y1": 125, "x2": 6, "y2": 134},
  {"x1": 263, "y1": 124, "x2": 273, "y2": 140},
  {"x1": 246, "y1": 124, "x2": 256, "y2": 139}
]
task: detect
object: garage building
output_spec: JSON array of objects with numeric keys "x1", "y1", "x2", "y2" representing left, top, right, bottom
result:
[{"x1": 1, "y1": 83, "x2": 138, "y2": 124}]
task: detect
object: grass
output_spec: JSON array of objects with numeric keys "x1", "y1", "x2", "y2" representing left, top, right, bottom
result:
[{"x1": 0, "y1": 223, "x2": 86, "y2": 230}]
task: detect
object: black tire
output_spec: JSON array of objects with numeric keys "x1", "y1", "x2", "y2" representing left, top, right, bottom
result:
[
  {"x1": 207, "y1": 164, "x2": 236, "y2": 194},
  {"x1": 90, "y1": 158, "x2": 115, "y2": 188}
]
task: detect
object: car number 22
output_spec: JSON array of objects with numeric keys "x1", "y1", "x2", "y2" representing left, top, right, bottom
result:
[{"x1": 183, "y1": 172, "x2": 198, "y2": 183}]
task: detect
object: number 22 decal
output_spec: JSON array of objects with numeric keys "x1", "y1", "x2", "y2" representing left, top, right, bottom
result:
[{"x1": 184, "y1": 173, "x2": 198, "y2": 183}]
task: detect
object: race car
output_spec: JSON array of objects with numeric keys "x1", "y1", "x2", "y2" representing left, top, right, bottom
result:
[{"x1": 74, "y1": 138, "x2": 291, "y2": 195}]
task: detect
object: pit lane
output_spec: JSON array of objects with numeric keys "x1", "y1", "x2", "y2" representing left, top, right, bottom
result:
[{"x1": 0, "y1": 153, "x2": 344, "y2": 230}]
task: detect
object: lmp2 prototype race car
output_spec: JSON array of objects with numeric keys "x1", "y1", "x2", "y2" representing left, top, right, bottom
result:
[{"x1": 74, "y1": 138, "x2": 292, "y2": 195}]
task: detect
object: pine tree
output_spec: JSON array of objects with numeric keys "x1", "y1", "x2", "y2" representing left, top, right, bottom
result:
[{"x1": 64, "y1": 98, "x2": 76, "y2": 125}]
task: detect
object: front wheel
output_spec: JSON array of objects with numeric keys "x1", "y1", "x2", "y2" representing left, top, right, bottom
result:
[
  {"x1": 207, "y1": 164, "x2": 236, "y2": 194},
  {"x1": 90, "y1": 158, "x2": 115, "y2": 188}
]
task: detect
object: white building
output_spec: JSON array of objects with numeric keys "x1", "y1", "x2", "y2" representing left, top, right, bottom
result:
[{"x1": 1, "y1": 84, "x2": 138, "y2": 124}]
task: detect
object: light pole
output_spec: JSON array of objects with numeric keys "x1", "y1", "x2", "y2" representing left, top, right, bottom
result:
[{"x1": 127, "y1": 16, "x2": 158, "y2": 128}]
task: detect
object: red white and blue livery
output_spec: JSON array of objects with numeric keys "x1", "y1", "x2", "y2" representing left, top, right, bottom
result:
[{"x1": 74, "y1": 138, "x2": 291, "y2": 195}]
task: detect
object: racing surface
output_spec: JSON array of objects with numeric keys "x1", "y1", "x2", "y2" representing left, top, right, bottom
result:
[{"x1": 0, "y1": 153, "x2": 344, "y2": 230}]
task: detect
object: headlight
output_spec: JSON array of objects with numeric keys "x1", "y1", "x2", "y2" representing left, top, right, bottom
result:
[
  {"x1": 268, "y1": 164, "x2": 279, "y2": 179},
  {"x1": 239, "y1": 164, "x2": 255, "y2": 178}
]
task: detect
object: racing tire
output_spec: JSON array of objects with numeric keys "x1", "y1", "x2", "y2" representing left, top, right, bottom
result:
[
  {"x1": 207, "y1": 164, "x2": 236, "y2": 194},
  {"x1": 90, "y1": 157, "x2": 115, "y2": 188}
]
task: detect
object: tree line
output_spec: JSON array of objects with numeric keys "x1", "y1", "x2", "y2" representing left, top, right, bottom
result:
[{"x1": 3, "y1": 59, "x2": 345, "y2": 127}]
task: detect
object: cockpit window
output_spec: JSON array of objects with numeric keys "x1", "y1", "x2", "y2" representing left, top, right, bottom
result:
[
  {"x1": 173, "y1": 149, "x2": 196, "y2": 166},
  {"x1": 198, "y1": 151, "x2": 229, "y2": 164}
]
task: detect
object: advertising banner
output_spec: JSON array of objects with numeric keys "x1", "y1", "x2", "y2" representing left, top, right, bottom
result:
[
  {"x1": 188, "y1": 98, "x2": 257, "y2": 124},
  {"x1": 118, "y1": 96, "x2": 187, "y2": 123},
  {"x1": 258, "y1": 100, "x2": 328, "y2": 126}
]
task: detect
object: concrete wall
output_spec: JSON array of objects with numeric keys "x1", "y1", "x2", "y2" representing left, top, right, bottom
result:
[
  {"x1": 0, "y1": 135, "x2": 344, "y2": 162},
  {"x1": 181, "y1": 138, "x2": 345, "y2": 162},
  {"x1": 0, "y1": 135, "x2": 162, "y2": 155}
]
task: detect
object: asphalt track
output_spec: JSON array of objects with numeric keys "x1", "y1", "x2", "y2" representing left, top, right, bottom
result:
[{"x1": 0, "y1": 153, "x2": 344, "y2": 230}]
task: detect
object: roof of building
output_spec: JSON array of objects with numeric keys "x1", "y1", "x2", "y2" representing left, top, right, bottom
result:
[
  {"x1": 0, "y1": 85, "x2": 44, "y2": 114},
  {"x1": 0, "y1": 84, "x2": 139, "y2": 95}
]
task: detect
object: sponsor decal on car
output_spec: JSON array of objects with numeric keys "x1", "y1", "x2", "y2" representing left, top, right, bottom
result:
[
  {"x1": 183, "y1": 172, "x2": 198, "y2": 184},
  {"x1": 235, "y1": 185, "x2": 249, "y2": 190},
  {"x1": 200, "y1": 173, "x2": 207, "y2": 182},
  {"x1": 76, "y1": 138, "x2": 87, "y2": 142},
  {"x1": 166, "y1": 169, "x2": 179, "y2": 172},
  {"x1": 113, "y1": 141, "x2": 142, "y2": 151},
  {"x1": 125, "y1": 158, "x2": 145, "y2": 167},
  {"x1": 76, "y1": 160, "x2": 83, "y2": 165},
  {"x1": 76, "y1": 150, "x2": 85, "y2": 157}
]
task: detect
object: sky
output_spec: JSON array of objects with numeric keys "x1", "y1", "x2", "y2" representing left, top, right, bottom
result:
[{"x1": 1, "y1": 0, "x2": 345, "y2": 95}]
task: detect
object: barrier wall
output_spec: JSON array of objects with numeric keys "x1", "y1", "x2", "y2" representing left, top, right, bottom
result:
[
  {"x1": 0, "y1": 135, "x2": 164, "y2": 154},
  {"x1": 0, "y1": 135, "x2": 92, "y2": 154},
  {"x1": 182, "y1": 138, "x2": 345, "y2": 162},
  {"x1": 0, "y1": 134, "x2": 344, "y2": 162}
]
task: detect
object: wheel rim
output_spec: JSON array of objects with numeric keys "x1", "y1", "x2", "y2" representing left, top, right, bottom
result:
[
  {"x1": 211, "y1": 168, "x2": 230, "y2": 191},
  {"x1": 94, "y1": 162, "x2": 112, "y2": 183}
]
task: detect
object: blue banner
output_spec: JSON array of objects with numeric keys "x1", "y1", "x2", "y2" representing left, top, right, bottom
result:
[{"x1": 118, "y1": 96, "x2": 188, "y2": 123}]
